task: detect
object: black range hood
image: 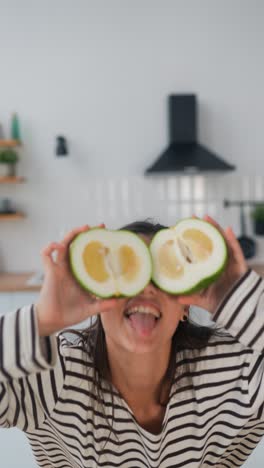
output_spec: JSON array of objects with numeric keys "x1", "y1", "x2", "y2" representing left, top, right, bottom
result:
[{"x1": 145, "y1": 94, "x2": 235, "y2": 174}]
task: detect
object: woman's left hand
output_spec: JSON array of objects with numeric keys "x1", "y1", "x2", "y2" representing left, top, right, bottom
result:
[{"x1": 177, "y1": 214, "x2": 249, "y2": 314}]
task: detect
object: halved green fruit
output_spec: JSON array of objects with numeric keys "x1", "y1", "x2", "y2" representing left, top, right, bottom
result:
[
  {"x1": 150, "y1": 218, "x2": 228, "y2": 295},
  {"x1": 69, "y1": 228, "x2": 152, "y2": 298}
]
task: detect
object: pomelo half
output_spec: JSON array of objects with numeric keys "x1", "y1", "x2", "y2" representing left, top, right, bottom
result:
[
  {"x1": 150, "y1": 218, "x2": 228, "y2": 295},
  {"x1": 69, "y1": 228, "x2": 152, "y2": 298}
]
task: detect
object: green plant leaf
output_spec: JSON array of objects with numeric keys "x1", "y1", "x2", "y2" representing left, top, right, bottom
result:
[
  {"x1": 0, "y1": 149, "x2": 19, "y2": 164},
  {"x1": 251, "y1": 204, "x2": 264, "y2": 221}
]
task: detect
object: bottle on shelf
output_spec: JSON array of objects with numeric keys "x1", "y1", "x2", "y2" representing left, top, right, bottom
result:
[
  {"x1": 0, "y1": 123, "x2": 4, "y2": 139},
  {"x1": 10, "y1": 113, "x2": 21, "y2": 142}
]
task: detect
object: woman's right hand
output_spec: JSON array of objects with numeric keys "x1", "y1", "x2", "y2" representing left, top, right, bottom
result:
[{"x1": 35, "y1": 224, "x2": 118, "y2": 337}]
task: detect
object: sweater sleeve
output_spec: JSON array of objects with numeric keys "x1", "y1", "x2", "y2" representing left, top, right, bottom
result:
[
  {"x1": 212, "y1": 268, "x2": 264, "y2": 415},
  {"x1": 0, "y1": 305, "x2": 66, "y2": 431}
]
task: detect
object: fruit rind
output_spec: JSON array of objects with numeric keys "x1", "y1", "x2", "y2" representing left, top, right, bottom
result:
[
  {"x1": 150, "y1": 218, "x2": 228, "y2": 295},
  {"x1": 69, "y1": 228, "x2": 152, "y2": 298}
]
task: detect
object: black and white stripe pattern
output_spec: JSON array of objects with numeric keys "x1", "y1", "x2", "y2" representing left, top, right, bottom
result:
[{"x1": 1, "y1": 270, "x2": 264, "y2": 467}]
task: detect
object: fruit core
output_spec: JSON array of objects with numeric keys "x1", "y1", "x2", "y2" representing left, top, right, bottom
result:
[
  {"x1": 158, "y1": 240, "x2": 184, "y2": 279},
  {"x1": 157, "y1": 228, "x2": 214, "y2": 279},
  {"x1": 83, "y1": 241, "x2": 140, "y2": 283},
  {"x1": 182, "y1": 228, "x2": 213, "y2": 261}
]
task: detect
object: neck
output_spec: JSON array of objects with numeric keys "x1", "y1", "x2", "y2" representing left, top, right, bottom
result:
[{"x1": 106, "y1": 338, "x2": 172, "y2": 407}]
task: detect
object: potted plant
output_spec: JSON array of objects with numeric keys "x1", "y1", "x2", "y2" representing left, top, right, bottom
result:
[
  {"x1": 251, "y1": 203, "x2": 264, "y2": 236},
  {"x1": 0, "y1": 148, "x2": 19, "y2": 177}
]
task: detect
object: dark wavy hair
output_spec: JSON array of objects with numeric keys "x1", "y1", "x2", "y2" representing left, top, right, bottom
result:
[{"x1": 63, "y1": 220, "x2": 228, "y2": 458}]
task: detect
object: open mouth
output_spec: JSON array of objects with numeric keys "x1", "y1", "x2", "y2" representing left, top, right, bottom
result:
[{"x1": 124, "y1": 305, "x2": 162, "y2": 321}]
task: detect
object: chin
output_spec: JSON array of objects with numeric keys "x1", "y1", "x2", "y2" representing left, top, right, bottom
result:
[{"x1": 123, "y1": 334, "x2": 163, "y2": 354}]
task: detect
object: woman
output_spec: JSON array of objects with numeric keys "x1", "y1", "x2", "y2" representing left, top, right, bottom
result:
[{"x1": 1, "y1": 215, "x2": 264, "y2": 467}]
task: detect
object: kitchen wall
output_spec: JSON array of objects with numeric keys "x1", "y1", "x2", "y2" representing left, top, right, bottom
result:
[
  {"x1": 2, "y1": 172, "x2": 264, "y2": 272},
  {"x1": 1, "y1": 3, "x2": 264, "y2": 467},
  {"x1": 0, "y1": 0, "x2": 264, "y2": 272}
]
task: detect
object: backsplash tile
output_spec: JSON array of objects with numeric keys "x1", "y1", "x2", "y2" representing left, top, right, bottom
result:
[
  {"x1": 1, "y1": 173, "x2": 264, "y2": 271},
  {"x1": 83, "y1": 174, "x2": 263, "y2": 233}
]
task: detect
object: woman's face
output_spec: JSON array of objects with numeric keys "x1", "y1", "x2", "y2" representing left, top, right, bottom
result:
[{"x1": 100, "y1": 234, "x2": 186, "y2": 355}]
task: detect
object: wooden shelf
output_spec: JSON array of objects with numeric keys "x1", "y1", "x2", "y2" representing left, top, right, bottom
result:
[
  {"x1": 0, "y1": 176, "x2": 25, "y2": 184},
  {"x1": 0, "y1": 272, "x2": 41, "y2": 292},
  {"x1": 0, "y1": 212, "x2": 25, "y2": 220},
  {"x1": 0, "y1": 139, "x2": 21, "y2": 148}
]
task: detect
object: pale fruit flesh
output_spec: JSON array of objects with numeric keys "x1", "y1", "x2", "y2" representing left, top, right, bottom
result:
[
  {"x1": 182, "y1": 228, "x2": 213, "y2": 262},
  {"x1": 158, "y1": 240, "x2": 184, "y2": 279},
  {"x1": 70, "y1": 229, "x2": 152, "y2": 298},
  {"x1": 150, "y1": 219, "x2": 227, "y2": 294},
  {"x1": 118, "y1": 245, "x2": 141, "y2": 282},
  {"x1": 83, "y1": 241, "x2": 110, "y2": 283}
]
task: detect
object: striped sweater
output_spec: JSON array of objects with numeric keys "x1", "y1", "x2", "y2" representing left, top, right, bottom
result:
[{"x1": 1, "y1": 268, "x2": 264, "y2": 467}]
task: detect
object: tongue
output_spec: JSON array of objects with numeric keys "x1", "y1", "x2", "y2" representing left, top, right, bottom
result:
[{"x1": 129, "y1": 313, "x2": 157, "y2": 335}]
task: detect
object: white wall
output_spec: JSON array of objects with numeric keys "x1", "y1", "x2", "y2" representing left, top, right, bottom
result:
[
  {"x1": 0, "y1": 0, "x2": 264, "y2": 272},
  {"x1": 1, "y1": 2, "x2": 264, "y2": 465}
]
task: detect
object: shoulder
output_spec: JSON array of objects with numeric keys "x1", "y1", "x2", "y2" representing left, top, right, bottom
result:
[
  {"x1": 181, "y1": 327, "x2": 250, "y2": 359},
  {"x1": 170, "y1": 327, "x2": 254, "y2": 400},
  {"x1": 175, "y1": 327, "x2": 253, "y2": 377}
]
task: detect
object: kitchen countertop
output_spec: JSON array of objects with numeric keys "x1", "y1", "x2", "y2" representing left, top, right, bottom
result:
[
  {"x1": 247, "y1": 263, "x2": 264, "y2": 276},
  {"x1": 1, "y1": 263, "x2": 264, "y2": 293},
  {"x1": 0, "y1": 272, "x2": 42, "y2": 292}
]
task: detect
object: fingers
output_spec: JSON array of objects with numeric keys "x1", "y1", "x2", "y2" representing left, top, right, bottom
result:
[
  {"x1": 204, "y1": 214, "x2": 233, "y2": 255},
  {"x1": 177, "y1": 292, "x2": 203, "y2": 305},
  {"x1": 202, "y1": 214, "x2": 248, "y2": 270},
  {"x1": 225, "y1": 226, "x2": 247, "y2": 269},
  {"x1": 57, "y1": 223, "x2": 105, "y2": 264},
  {"x1": 203, "y1": 214, "x2": 227, "y2": 239},
  {"x1": 88, "y1": 298, "x2": 118, "y2": 315},
  {"x1": 41, "y1": 223, "x2": 106, "y2": 268},
  {"x1": 203, "y1": 214, "x2": 246, "y2": 263},
  {"x1": 61, "y1": 223, "x2": 105, "y2": 247},
  {"x1": 192, "y1": 214, "x2": 227, "y2": 241},
  {"x1": 41, "y1": 242, "x2": 62, "y2": 269},
  {"x1": 61, "y1": 224, "x2": 91, "y2": 248},
  {"x1": 56, "y1": 225, "x2": 90, "y2": 264}
]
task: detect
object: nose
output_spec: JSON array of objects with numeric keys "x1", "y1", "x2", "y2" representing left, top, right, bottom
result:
[{"x1": 141, "y1": 280, "x2": 157, "y2": 295}]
